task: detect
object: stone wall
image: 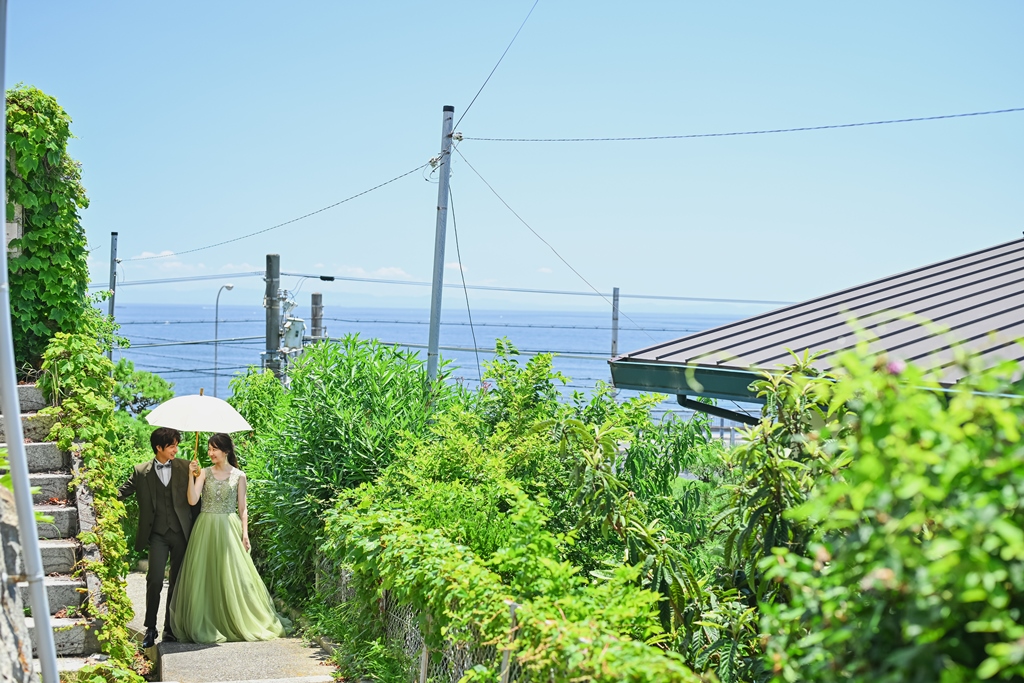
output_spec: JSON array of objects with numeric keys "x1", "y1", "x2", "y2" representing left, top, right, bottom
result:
[{"x1": 0, "y1": 486, "x2": 37, "y2": 683}]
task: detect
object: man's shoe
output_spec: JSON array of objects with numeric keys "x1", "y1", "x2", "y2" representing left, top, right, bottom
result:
[
  {"x1": 142, "y1": 627, "x2": 157, "y2": 649},
  {"x1": 162, "y1": 630, "x2": 177, "y2": 643}
]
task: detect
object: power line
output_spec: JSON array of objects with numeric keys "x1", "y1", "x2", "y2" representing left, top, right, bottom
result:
[
  {"x1": 122, "y1": 335, "x2": 263, "y2": 348},
  {"x1": 453, "y1": 146, "x2": 658, "y2": 342},
  {"x1": 326, "y1": 337, "x2": 608, "y2": 361},
  {"x1": 462, "y1": 106, "x2": 1024, "y2": 142},
  {"x1": 279, "y1": 270, "x2": 791, "y2": 304},
  {"x1": 118, "y1": 319, "x2": 264, "y2": 325},
  {"x1": 453, "y1": 0, "x2": 541, "y2": 131},
  {"x1": 88, "y1": 272, "x2": 264, "y2": 289},
  {"x1": 126, "y1": 164, "x2": 429, "y2": 262},
  {"x1": 448, "y1": 185, "x2": 482, "y2": 383},
  {"x1": 322, "y1": 317, "x2": 702, "y2": 333}
]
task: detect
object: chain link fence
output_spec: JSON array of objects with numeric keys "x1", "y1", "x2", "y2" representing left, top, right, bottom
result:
[{"x1": 316, "y1": 556, "x2": 518, "y2": 683}]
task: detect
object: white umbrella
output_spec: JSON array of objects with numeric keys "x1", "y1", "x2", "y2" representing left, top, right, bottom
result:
[
  {"x1": 146, "y1": 390, "x2": 252, "y2": 460},
  {"x1": 146, "y1": 392, "x2": 252, "y2": 433}
]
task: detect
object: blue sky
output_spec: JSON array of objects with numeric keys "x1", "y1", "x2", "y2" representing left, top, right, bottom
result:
[{"x1": 8, "y1": 1, "x2": 1023, "y2": 315}]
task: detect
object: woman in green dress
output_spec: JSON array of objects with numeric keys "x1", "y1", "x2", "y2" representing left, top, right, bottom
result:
[{"x1": 168, "y1": 433, "x2": 285, "y2": 643}]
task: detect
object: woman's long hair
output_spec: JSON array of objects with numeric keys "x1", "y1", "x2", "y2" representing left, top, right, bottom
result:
[{"x1": 208, "y1": 432, "x2": 239, "y2": 468}]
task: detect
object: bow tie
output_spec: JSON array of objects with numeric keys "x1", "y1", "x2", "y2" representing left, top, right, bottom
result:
[{"x1": 155, "y1": 462, "x2": 172, "y2": 470}]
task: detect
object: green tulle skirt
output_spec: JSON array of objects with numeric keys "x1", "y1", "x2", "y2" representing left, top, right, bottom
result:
[{"x1": 168, "y1": 512, "x2": 286, "y2": 643}]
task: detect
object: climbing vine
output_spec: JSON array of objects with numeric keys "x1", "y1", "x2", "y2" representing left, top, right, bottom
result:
[
  {"x1": 39, "y1": 311, "x2": 136, "y2": 667},
  {"x1": 6, "y1": 85, "x2": 90, "y2": 371}
]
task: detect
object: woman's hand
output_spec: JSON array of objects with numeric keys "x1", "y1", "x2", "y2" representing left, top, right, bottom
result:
[
  {"x1": 242, "y1": 533, "x2": 250, "y2": 553},
  {"x1": 189, "y1": 460, "x2": 200, "y2": 477}
]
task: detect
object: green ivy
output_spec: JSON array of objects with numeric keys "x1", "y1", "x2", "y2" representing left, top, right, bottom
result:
[
  {"x1": 6, "y1": 85, "x2": 90, "y2": 370},
  {"x1": 326, "y1": 495, "x2": 707, "y2": 683},
  {"x1": 39, "y1": 316, "x2": 136, "y2": 667}
]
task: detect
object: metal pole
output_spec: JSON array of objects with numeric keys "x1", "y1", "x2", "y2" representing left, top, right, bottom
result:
[
  {"x1": 426, "y1": 105, "x2": 455, "y2": 383},
  {"x1": 214, "y1": 284, "x2": 233, "y2": 398},
  {"x1": 499, "y1": 602, "x2": 519, "y2": 683},
  {"x1": 265, "y1": 254, "x2": 281, "y2": 379},
  {"x1": 106, "y1": 231, "x2": 117, "y2": 362},
  {"x1": 610, "y1": 286, "x2": 620, "y2": 357},
  {"x1": 0, "y1": 0, "x2": 60, "y2": 678},
  {"x1": 310, "y1": 292, "x2": 323, "y2": 341}
]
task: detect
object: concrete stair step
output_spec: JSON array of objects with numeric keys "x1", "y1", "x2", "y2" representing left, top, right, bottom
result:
[
  {"x1": 39, "y1": 539, "x2": 78, "y2": 575},
  {"x1": 192, "y1": 678, "x2": 335, "y2": 683},
  {"x1": 35, "y1": 504, "x2": 78, "y2": 539},
  {"x1": 0, "y1": 442, "x2": 70, "y2": 472},
  {"x1": 0, "y1": 412, "x2": 56, "y2": 443},
  {"x1": 26, "y1": 616, "x2": 99, "y2": 656},
  {"x1": 32, "y1": 656, "x2": 111, "y2": 676},
  {"x1": 0, "y1": 384, "x2": 47, "y2": 414},
  {"x1": 19, "y1": 577, "x2": 87, "y2": 615},
  {"x1": 30, "y1": 473, "x2": 73, "y2": 504}
]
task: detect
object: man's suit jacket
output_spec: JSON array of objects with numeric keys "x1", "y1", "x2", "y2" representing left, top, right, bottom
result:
[{"x1": 118, "y1": 458, "x2": 194, "y2": 552}]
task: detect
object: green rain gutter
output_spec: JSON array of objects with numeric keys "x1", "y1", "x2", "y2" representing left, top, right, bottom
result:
[{"x1": 608, "y1": 359, "x2": 765, "y2": 405}]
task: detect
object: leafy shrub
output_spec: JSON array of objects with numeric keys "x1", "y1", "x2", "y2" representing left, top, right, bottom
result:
[
  {"x1": 112, "y1": 358, "x2": 173, "y2": 416},
  {"x1": 39, "y1": 324, "x2": 136, "y2": 665},
  {"x1": 248, "y1": 336, "x2": 455, "y2": 602},
  {"x1": 6, "y1": 85, "x2": 90, "y2": 370},
  {"x1": 762, "y1": 351, "x2": 1024, "y2": 682},
  {"x1": 59, "y1": 662, "x2": 143, "y2": 683}
]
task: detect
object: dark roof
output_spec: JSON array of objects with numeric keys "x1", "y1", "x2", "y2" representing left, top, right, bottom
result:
[{"x1": 610, "y1": 237, "x2": 1024, "y2": 403}]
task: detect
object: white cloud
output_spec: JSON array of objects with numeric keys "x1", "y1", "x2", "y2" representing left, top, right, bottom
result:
[
  {"x1": 219, "y1": 262, "x2": 260, "y2": 273},
  {"x1": 538, "y1": 267, "x2": 553, "y2": 274},
  {"x1": 337, "y1": 265, "x2": 412, "y2": 280},
  {"x1": 445, "y1": 262, "x2": 466, "y2": 273},
  {"x1": 373, "y1": 266, "x2": 411, "y2": 279}
]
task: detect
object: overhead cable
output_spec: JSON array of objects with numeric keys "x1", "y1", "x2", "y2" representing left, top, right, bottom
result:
[
  {"x1": 453, "y1": 146, "x2": 657, "y2": 341},
  {"x1": 448, "y1": 185, "x2": 483, "y2": 383},
  {"x1": 279, "y1": 270, "x2": 790, "y2": 304},
  {"x1": 326, "y1": 337, "x2": 607, "y2": 361},
  {"x1": 453, "y1": 0, "x2": 541, "y2": 131},
  {"x1": 88, "y1": 272, "x2": 264, "y2": 289},
  {"x1": 462, "y1": 106, "x2": 1024, "y2": 142},
  {"x1": 322, "y1": 317, "x2": 701, "y2": 333},
  {"x1": 126, "y1": 163, "x2": 429, "y2": 262}
]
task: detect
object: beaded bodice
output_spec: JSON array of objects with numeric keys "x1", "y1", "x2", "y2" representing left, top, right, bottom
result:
[{"x1": 202, "y1": 467, "x2": 240, "y2": 515}]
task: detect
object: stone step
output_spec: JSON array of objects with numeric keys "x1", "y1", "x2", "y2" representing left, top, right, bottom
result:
[
  {"x1": 198, "y1": 678, "x2": 335, "y2": 683},
  {"x1": 0, "y1": 442, "x2": 70, "y2": 472},
  {"x1": 26, "y1": 616, "x2": 99, "y2": 656},
  {"x1": 33, "y1": 656, "x2": 110, "y2": 676},
  {"x1": 30, "y1": 473, "x2": 73, "y2": 504},
  {"x1": 35, "y1": 504, "x2": 78, "y2": 539},
  {"x1": 0, "y1": 384, "x2": 47, "y2": 414},
  {"x1": 19, "y1": 577, "x2": 87, "y2": 615},
  {"x1": 39, "y1": 539, "x2": 78, "y2": 575},
  {"x1": 0, "y1": 412, "x2": 56, "y2": 443}
]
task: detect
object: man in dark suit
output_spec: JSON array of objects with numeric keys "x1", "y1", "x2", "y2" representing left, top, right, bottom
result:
[{"x1": 118, "y1": 427, "x2": 193, "y2": 648}]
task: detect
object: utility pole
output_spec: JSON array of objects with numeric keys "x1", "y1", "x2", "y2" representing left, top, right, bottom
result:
[
  {"x1": 610, "y1": 286, "x2": 620, "y2": 358},
  {"x1": 264, "y1": 254, "x2": 281, "y2": 379},
  {"x1": 426, "y1": 105, "x2": 455, "y2": 383},
  {"x1": 107, "y1": 232, "x2": 118, "y2": 361},
  {"x1": 311, "y1": 292, "x2": 323, "y2": 341}
]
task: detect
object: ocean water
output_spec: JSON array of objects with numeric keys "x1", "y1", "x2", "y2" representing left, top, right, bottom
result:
[{"x1": 112, "y1": 302, "x2": 747, "y2": 416}]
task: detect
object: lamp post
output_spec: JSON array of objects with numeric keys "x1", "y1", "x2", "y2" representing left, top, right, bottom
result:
[{"x1": 214, "y1": 284, "x2": 234, "y2": 398}]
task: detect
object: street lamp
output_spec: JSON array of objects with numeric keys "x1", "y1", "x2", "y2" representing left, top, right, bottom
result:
[{"x1": 214, "y1": 284, "x2": 234, "y2": 398}]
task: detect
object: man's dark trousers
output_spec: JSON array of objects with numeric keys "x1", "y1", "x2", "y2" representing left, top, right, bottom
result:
[
  {"x1": 145, "y1": 529, "x2": 187, "y2": 631},
  {"x1": 118, "y1": 457, "x2": 193, "y2": 637}
]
